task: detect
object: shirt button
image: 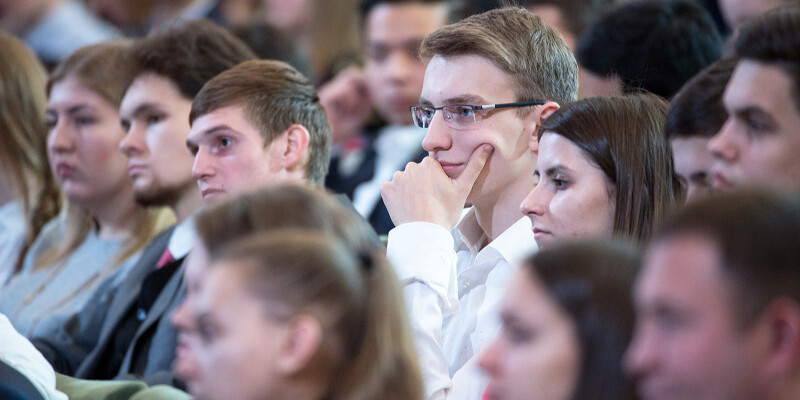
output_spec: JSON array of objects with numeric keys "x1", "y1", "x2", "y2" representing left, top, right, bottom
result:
[{"x1": 136, "y1": 308, "x2": 147, "y2": 321}]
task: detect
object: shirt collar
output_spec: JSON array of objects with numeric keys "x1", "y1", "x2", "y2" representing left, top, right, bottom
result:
[
  {"x1": 454, "y1": 207, "x2": 537, "y2": 265},
  {"x1": 168, "y1": 217, "x2": 196, "y2": 260}
]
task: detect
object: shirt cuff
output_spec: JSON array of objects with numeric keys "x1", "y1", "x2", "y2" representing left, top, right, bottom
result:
[{"x1": 386, "y1": 222, "x2": 456, "y2": 288}]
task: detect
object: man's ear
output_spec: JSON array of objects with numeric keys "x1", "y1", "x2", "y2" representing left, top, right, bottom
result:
[
  {"x1": 529, "y1": 101, "x2": 560, "y2": 152},
  {"x1": 277, "y1": 314, "x2": 322, "y2": 374},
  {"x1": 757, "y1": 298, "x2": 800, "y2": 379},
  {"x1": 278, "y1": 124, "x2": 311, "y2": 170}
]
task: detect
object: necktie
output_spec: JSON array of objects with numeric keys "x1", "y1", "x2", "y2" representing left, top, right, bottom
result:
[{"x1": 156, "y1": 248, "x2": 175, "y2": 269}]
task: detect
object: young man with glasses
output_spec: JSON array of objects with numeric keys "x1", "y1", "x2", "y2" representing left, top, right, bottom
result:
[{"x1": 381, "y1": 7, "x2": 578, "y2": 399}]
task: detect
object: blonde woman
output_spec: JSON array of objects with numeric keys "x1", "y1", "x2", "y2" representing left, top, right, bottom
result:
[
  {"x1": 0, "y1": 32, "x2": 61, "y2": 286},
  {"x1": 0, "y1": 41, "x2": 173, "y2": 338}
]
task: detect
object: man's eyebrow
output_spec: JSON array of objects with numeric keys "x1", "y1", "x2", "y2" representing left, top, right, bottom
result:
[
  {"x1": 444, "y1": 94, "x2": 489, "y2": 105},
  {"x1": 195, "y1": 124, "x2": 239, "y2": 138},
  {"x1": 418, "y1": 94, "x2": 490, "y2": 107},
  {"x1": 733, "y1": 106, "x2": 776, "y2": 123},
  {"x1": 186, "y1": 125, "x2": 236, "y2": 151}
]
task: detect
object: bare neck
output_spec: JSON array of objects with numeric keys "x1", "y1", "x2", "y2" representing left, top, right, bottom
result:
[
  {"x1": 172, "y1": 184, "x2": 203, "y2": 224},
  {"x1": 471, "y1": 174, "x2": 536, "y2": 247},
  {"x1": 89, "y1": 186, "x2": 144, "y2": 241}
]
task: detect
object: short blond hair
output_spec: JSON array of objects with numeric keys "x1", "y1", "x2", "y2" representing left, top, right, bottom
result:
[{"x1": 420, "y1": 6, "x2": 578, "y2": 106}]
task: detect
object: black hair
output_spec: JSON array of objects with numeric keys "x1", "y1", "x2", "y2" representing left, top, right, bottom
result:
[
  {"x1": 734, "y1": 5, "x2": 800, "y2": 114},
  {"x1": 576, "y1": 0, "x2": 723, "y2": 99},
  {"x1": 131, "y1": 19, "x2": 256, "y2": 99},
  {"x1": 666, "y1": 57, "x2": 736, "y2": 139}
]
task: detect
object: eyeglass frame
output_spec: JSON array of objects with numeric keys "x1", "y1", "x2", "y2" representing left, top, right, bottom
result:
[{"x1": 409, "y1": 101, "x2": 547, "y2": 129}]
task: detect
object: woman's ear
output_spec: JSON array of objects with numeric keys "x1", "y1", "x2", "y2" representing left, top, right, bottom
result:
[
  {"x1": 279, "y1": 124, "x2": 311, "y2": 170},
  {"x1": 277, "y1": 314, "x2": 322, "y2": 374}
]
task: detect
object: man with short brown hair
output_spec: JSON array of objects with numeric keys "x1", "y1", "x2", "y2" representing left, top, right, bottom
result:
[
  {"x1": 626, "y1": 189, "x2": 800, "y2": 400},
  {"x1": 186, "y1": 59, "x2": 331, "y2": 201}
]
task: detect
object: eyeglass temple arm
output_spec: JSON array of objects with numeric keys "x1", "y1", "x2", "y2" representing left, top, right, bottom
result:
[{"x1": 477, "y1": 101, "x2": 548, "y2": 110}]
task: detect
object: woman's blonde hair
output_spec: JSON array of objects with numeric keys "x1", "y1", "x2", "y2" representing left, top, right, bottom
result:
[
  {"x1": 215, "y1": 231, "x2": 424, "y2": 400},
  {"x1": 195, "y1": 184, "x2": 423, "y2": 400},
  {"x1": 37, "y1": 40, "x2": 173, "y2": 271},
  {"x1": 0, "y1": 32, "x2": 62, "y2": 274}
]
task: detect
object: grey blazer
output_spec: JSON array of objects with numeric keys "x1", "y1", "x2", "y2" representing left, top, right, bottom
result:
[{"x1": 33, "y1": 226, "x2": 188, "y2": 386}]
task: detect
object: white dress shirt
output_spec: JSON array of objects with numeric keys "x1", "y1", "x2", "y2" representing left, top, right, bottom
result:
[
  {"x1": 386, "y1": 209, "x2": 537, "y2": 400},
  {"x1": 0, "y1": 313, "x2": 68, "y2": 400},
  {"x1": 166, "y1": 217, "x2": 196, "y2": 262}
]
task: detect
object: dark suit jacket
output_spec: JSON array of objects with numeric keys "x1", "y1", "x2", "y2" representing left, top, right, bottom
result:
[
  {"x1": 33, "y1": 227, "x2": 187, "y2": 386},
  {"x1": 327, "y1": 133, "x2": 428, "y2": 235}
]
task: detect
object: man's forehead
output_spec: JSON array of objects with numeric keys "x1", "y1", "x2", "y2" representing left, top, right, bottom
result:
[
  {"x1": 640, "y1": 235, "x2": 724, "y2": 296},
  {"x1": 724, "y1": 59, "x2": 795, "y2": 113},
  {"x1": 421, "y1": 54, "x2": 512, "y2": 103},
  {"x1": 122, "y1": 74, "x2": 184, "y2": 111}
]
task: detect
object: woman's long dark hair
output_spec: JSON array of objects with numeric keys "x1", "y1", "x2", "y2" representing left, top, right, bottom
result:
[
  {"x1": 538, "y1": 94, "x2": 681, "y2": 243},
  {"x1": 525, "y1": 239, "x2": 641, "y2": 400}
]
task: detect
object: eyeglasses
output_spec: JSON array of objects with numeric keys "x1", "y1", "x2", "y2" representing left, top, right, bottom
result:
[{"x1": 410, "y1": 101, "x2": 546, "y2": 129}]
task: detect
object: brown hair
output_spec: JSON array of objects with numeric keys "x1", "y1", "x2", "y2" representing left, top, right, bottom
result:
[
  {"x1": 194, "y1": 185, "x2": 422, "y2": 400},
  {"x1": 420, "y1": 6, "x2": 578, "y2": 106},
  {"x1": 189, "y1": 60, "x2": 331, "y2": 186},
  {"x1": 39, "y1": 41, "x2": 173, "y2": 271},
  {"x1": 48, "y1": 40, "x2": 136, "y2": 108},
  {"x1": 194, "y1": 184, "x2": 378, "y2": 254},
  {"x1": 653, "y1": 189, "x2": 800, "y2": 329},
  {"x1": 734, "y1": 5, "x2": 800, "y2": 114},
  {"x1": 131, "y1": 18, "x2": 256, "y2": 100},
  {"x1": 525, "y1": 239, "x2": 640, "y2": 400},
  {"x1": 0, "y1": 32, "x2": 62, "y2": 274},
  {"x1": 666, "y1": 58, "x2": 737, "y2": 139},
  {"x1": 538, "y1": 94, "x2": 680, "y2": 243}
]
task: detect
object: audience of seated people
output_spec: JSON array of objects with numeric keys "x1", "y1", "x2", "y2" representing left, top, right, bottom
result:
[
  {"x1": 0, "y1": 40, "x2": 173, "y2": 339},
  {"x1": 30, "y1": 20, "x2": 255, "y2": 385},
  {"x1": 0, "y1": 2, "x2": 799, "y2": 400},
  {"x1": 665, "y1": 58, "x2": 736, "y2": 203},
  {"x1": 0, "y1": 32, "x2": 61, "y2": 286},
  {"x1": 521, "y1": 94, "x2": 680, "y2": 248}
]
